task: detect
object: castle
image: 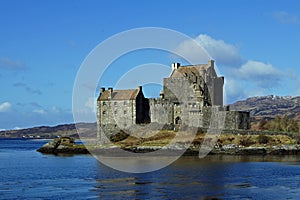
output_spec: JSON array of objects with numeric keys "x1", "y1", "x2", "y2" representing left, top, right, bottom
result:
[{"x1": 97, "y1": 60, "x2": 249, "y2": 142}]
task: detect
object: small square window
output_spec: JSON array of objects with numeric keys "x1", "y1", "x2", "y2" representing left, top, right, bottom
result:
[
  {"x1": 124, "y1": 110, "x2": 127, "y2": 114},
  {"x1": 102, "y1": 111, "x2": 106, "y2": 115}
]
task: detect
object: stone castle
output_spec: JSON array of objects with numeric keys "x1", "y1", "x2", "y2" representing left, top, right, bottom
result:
[{"x1": 97, "y1": 60, "x2": 249, "y2": 141}]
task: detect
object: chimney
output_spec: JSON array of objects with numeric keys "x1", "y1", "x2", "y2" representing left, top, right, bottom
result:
[
  {"x1": 172, "y1": 62, "x2": 180, "y2": 70},
  {"x1": 138, "y1": 86, "x2": 142, "y2": 91},
  {"x1": 209, "y1": 60, "x2": 214, "y2": 67},
  {"x1": 108, "y1": 87, "x2": 113, "y2": 99},
  {"x1": 100, "y1": 87, "x2": 105, "y2": 93},
  {"x1": 159, "y1": 91, "x2": 164, "y2": 99}
]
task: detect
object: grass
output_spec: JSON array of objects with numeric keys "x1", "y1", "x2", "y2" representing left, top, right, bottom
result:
[{"x1": 110, "y1": 130, "x2": 297, "y2": 148}]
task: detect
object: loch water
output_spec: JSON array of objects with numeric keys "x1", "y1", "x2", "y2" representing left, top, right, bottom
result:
[{"x1": 0, "y1": 138, "x2": 300, "y2": 199}]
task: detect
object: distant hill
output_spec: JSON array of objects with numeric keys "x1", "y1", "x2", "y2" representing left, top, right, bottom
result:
[
  {"x1": 230, "y1": 95, "x2": 300, "y2": 121},
  {"x1": 0, "y1": 123, "x2": 96, "y2": 138}
]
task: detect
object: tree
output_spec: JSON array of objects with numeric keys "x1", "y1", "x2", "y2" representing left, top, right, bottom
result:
[{"x1": 261, "y1": 115, "x2": 299, "y2": 133}]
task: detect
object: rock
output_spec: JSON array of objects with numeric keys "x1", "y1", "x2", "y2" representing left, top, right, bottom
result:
[
  {"x1": 268, "y1": 145, "x2": 300, "y2": 155},
  {"x1": 236, "y1": 147, "x2": 266, "y2": 155},
  {"x1": 37, "y1": 137, "x2": 88, "y2": 154},
  {"x1": 222, "y1": 144, "x2": 239, "y2": 150},
  {"x1": 37, "y1": 137, "x2": 300, "y2": 156}
]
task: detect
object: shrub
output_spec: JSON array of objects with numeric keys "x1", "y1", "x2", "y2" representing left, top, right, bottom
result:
[
  {"x1": 258, "y1": 135, "x2": 269, "y2": 144},
  {"x1": 239, "y1": 137, "x2": 255, "y2": 147},
  {"x1": 263, "y1": 115, "x2": 299, "y2": 133},
  {"x1": 292, "y1": 134, "x2": 300, "y2": 144},
  {"x1": 110, "y1": 130, "x2": 129, "y2": 142}
]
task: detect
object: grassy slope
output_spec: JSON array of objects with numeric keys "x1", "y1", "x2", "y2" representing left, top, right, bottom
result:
[{"x1": 112, "y1": 130, "x2": 297, "y2": 148}]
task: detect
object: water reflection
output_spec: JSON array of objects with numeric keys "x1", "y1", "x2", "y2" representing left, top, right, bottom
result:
[
  {"x1": 1, "y1": 139, "x2": 300, "y2": 199},
  {"x1": 92, "y1": 155, "x2": 300, "y2": 199}
]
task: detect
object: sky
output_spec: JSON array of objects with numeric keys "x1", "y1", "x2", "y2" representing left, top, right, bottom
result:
[{"x1": 0, "y1": 0, "x2": 300, "y2": 130}]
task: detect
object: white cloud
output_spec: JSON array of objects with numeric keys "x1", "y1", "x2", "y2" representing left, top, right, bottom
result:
[
  {"x1": 237, "y1": 60, "x2": 282, "y2": 87},
  {"x1": 0, "y1": 102, "x2": 12, "y2": 112},
  {"x1": 195, "y1": 34, "x2": 242, "y2": 66},
  {"x1": 33, "y1": 109, "x2": 46, "y2": 114},
  {"x1": 238, "y1": 60, "x2": 281, "y2": 77},
  {"x1": 175, "y1": 34, "x2": 242, "y2": 67},
  {"x1": 175, "y1": 34, "x2": 291, "y2": 102},
  {"x1": 224, "y1": 79, "x2": 246, "y2": 103},
  {"x1": 272, "y1": 11, "x2": 299, "y2": 24}
]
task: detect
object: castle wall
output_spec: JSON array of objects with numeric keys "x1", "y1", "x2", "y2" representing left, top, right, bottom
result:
[
  {"x1": 225, "y1": 111, "x2": 250, "y2": 130},
  {"x1": 212, "y1": 77, "x2": 224, "y2": 106},
  {"x1": 97, "y1": 99, "x2": 136, "y2": 129},
  {"x1": 149, "y1": 98, "x2": 173, "y2": 125},
  {"x1": 163, "y1": 78, "x2": 183, "y2": 102}
]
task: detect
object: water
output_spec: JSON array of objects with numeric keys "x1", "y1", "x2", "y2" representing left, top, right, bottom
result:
[{"x1": 0, "y1": 139, "x2": 300, "y2": 199}]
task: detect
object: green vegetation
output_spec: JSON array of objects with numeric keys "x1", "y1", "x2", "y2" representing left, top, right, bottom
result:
[
  {"x1": 110, "y1": 130, "x2": 296, "y2": 148},
  {"x1": 109, "y1": 130, "x2": 129, "y2": 142},
  {"x1": 258, "y1": 115, "x2": 300, "y2": 133},
  {"x1": 217, "y1": 134, "x2": 295, "y2": 147},
  {"x1": 257, "y1": 135, "x2": 269, "y2": 144}
]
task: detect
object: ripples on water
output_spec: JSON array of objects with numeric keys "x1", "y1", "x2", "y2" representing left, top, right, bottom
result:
[{"x1": 0, "y1": 139, "x2": 300, "y2": 199}]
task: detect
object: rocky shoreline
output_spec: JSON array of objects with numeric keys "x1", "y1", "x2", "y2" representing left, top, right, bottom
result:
[
  {"x1": 36, "y1": 137, "x2": 89, "y2": 154},
  {"x1": 37, "y1": 137, "x2": 300, "y2": 156}
]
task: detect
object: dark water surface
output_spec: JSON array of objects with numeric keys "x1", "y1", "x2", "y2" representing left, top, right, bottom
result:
[{"x1": 0, "y1": 139, "x2": 300, "y2": 199}]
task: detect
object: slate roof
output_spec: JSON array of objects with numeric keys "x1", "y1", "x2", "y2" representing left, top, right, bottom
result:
[
  {"x1": 98, "y1": 89, "x2": 139, "y2": 101},
  {"x1": 170, "y1": 64, "x2": 209, "y2": 78}
]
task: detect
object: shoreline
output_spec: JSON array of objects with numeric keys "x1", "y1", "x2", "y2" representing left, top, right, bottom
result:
[
  {"x1": 37, "y1": 141, "x2": 300, "y2": 156},
  {"x1": 36, "y1": 131, "x2": 300, "y2": 156}
]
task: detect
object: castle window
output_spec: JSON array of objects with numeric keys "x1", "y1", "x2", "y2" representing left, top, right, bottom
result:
[
  {"x1": 124, "y1": 110, "x2": 127, "y2": 114},
  {"x1": 114, "y1": 110, "x2": 117, "y2": 114},
  {"x1": 102, "y1": 111, "x2": 106, "y2": 115},
  {"x1": 124, "y1": 101, "x2": 127, "y2": 105},
  {"x1": 114, "y1": 102, "x2": 117, "y2": 106},
  {"x1": 102, "y1": 102, "x2": 106, "y2": 106}
]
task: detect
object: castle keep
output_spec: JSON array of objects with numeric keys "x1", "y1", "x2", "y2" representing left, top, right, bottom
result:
[{"x1": 97, "y1": 60, "x2": 250, "y2": 141}]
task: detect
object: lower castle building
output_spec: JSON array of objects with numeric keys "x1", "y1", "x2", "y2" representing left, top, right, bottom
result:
[{"x1": 97, "y1": 60, "x2": 250, "y2": 142}]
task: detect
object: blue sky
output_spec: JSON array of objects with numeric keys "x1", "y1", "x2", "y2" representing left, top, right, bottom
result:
[{"x1": 0, "y1": 0, "x2": 300, "y2": 130}]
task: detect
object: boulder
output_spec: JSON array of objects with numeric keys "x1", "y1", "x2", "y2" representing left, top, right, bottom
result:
[{"x1": 37, "y1": 137, "x2": 88, "y2": 154}]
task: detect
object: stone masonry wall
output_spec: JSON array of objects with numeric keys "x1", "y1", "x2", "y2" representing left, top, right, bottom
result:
[
  {"x1": 98, "y1": 99, "x2": 136, "y2": 129},
  {"x1": 149, "y1": 98, "x2": 173, "y2": 125}
]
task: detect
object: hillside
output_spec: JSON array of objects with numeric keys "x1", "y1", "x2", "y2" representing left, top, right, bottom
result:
[
  {"x1": 0, "y1": 123, "x2": 96, "y2": 138},
  {"x1": 230, "y1": 95, "x2": 300, "y2": 121}
]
